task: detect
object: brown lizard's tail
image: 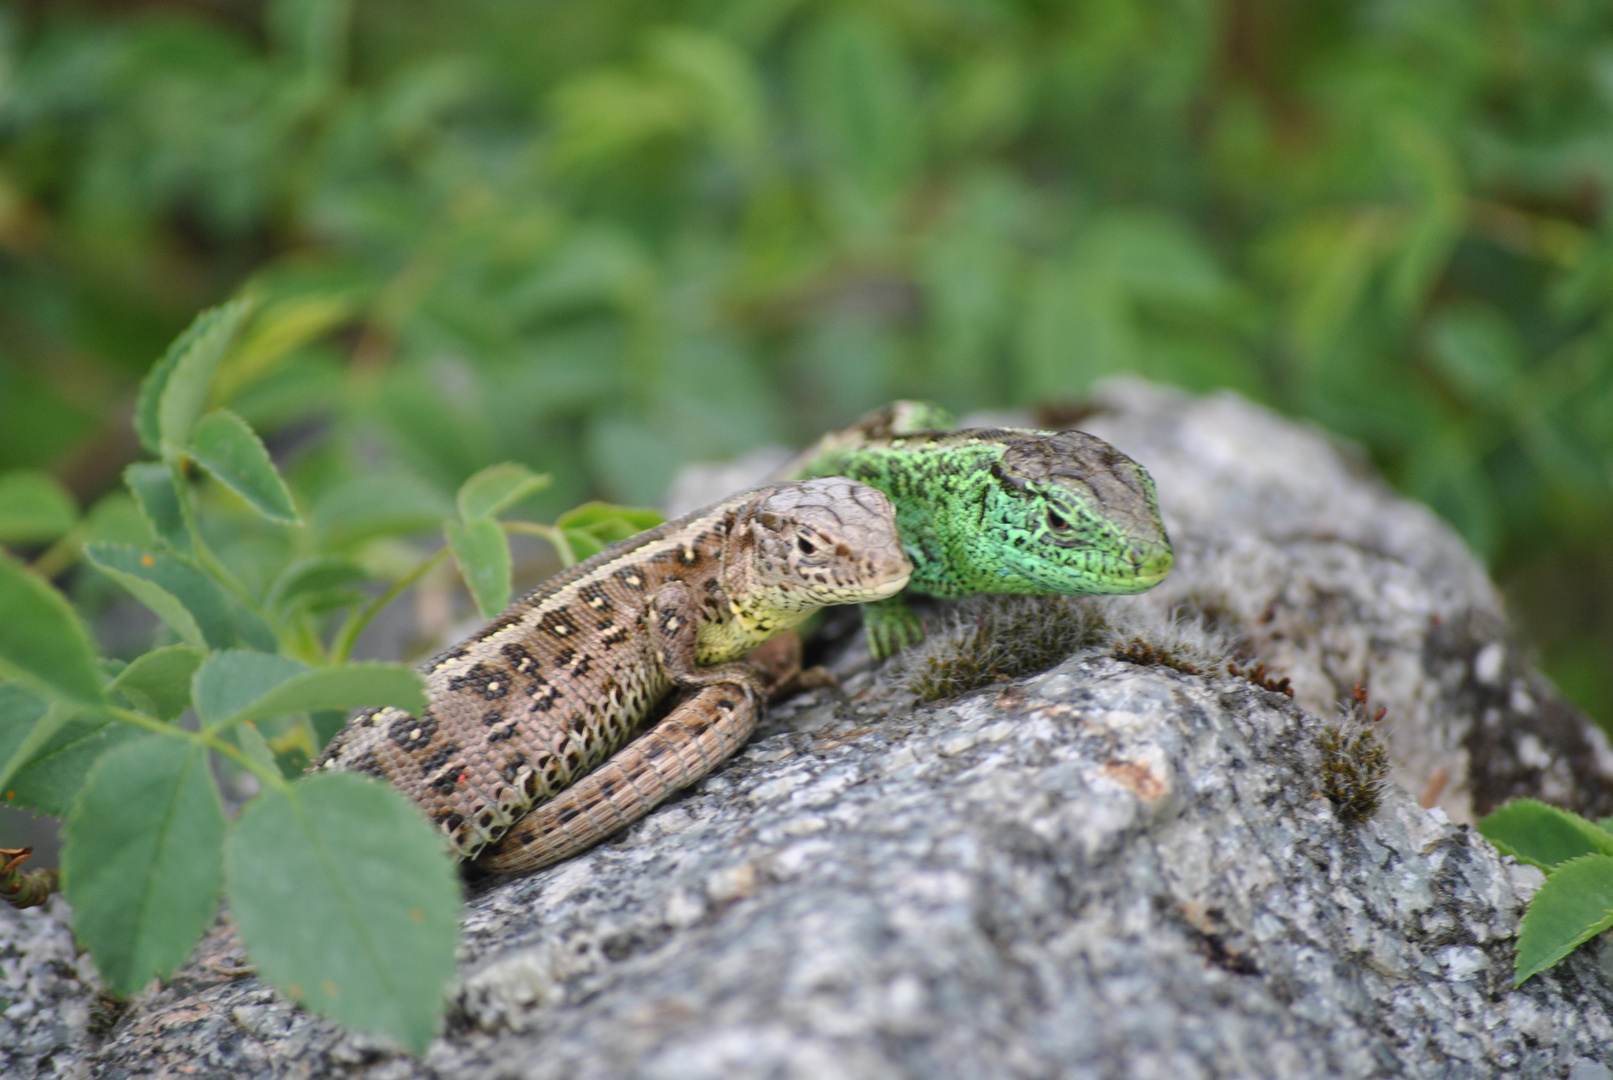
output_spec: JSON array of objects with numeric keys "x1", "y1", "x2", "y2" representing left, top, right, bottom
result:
[{"x1": 472, "y1": 679, "x2": 761, "y2": 875}]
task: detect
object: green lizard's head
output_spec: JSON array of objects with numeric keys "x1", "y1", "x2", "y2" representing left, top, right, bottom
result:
[{"x1": 974, "y1": 431, "x2": 1173, "y2": 595}]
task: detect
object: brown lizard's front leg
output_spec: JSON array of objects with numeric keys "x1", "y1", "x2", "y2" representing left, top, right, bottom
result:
[{"x1": 474, "y1": 582, "x2": 765, "y2": 875}]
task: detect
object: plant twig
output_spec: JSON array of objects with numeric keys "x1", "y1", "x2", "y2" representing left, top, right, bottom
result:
[{"x1": 330, "y1": 546, "x2": 449, "y2": 663}]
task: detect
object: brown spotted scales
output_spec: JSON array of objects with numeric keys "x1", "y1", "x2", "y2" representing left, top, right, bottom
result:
[{"x1": 315, "y1": 478, "x2": 911, "y2": 874}]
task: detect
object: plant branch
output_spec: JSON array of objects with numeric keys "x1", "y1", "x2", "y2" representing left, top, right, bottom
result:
[{"x1": 330, "y1": 546, "x2": 449, "y2": 664}]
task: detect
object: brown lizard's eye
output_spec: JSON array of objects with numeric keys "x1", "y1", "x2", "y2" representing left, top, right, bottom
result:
[
  {"x1": 1046, "y1": 509, "x2": 1071, "y2": 531},
  {"x1": 796, "y1": 535, "x2": 817, "y2": 555}
]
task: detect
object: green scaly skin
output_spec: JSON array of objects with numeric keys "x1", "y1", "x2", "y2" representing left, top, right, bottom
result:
[{"x1": 780, "y1": 402, "x2": 1174, "y2": 659}]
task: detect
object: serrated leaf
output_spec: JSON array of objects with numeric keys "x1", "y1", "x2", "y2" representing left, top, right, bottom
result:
[
  {"x1": 83, "y1": 544, "x2": 234, "y2": 651},
  {"x1": 445, "y1": 517, "x2": 510, "y2": 619},
  {"x1": 0, "y1": 684, "x2": 51, "y2": 801},
  {"x1": 267, "y1": 556, "x2": 370, "y2": 618},
  {"x1": 123, "y1": 463, "x2": 192, "y2": 555},
  {"x1": 155, "y1": 299, "x2": 254, "y2": 452},
  {"x1": 189, "y1": 409, "x2": 301, "y2": 525},
  {"x1": 0, "y1": 470, "x2": 78, "y2": 545},
  {"x1": 227, "y1": 772, "x2": 461, "y2": 1053},
  {"x1": 455, "y1": 463, "x2": 551, "y2": 523},
  {"x1": 3, "y1": 705, "x2": 138, "y2": 816},
  {"x1": 1478, "y1": 799, "x2": 1613, "y2": 871},
  {"x1": 1514, "y1": 854, "x2": 1613, "y2": 985},
  {"x1": 108, "y1": 645, "x2": 206, "y2": 720},
  {"x1": 208, "y1": 662, "x2": 427, "y2": 730},
  {"x1": 64, "y1": 735, "x2": 225, "y2": 996},
  {"x1": 0, "y1": 552, "x2": 106, "y2": 705},
  {"x1": 193, "y1": 650, "x2": 311, "y2": 729}
]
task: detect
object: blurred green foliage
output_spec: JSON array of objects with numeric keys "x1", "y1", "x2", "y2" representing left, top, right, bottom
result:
[{"x1": 1, "y1": 0, "x2": 1611, "y2": 723}]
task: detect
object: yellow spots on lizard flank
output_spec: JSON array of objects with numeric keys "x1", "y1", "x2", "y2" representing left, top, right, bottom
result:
[
  {"x1": 287, "y1": 982, "x2": 305, "y2": 1000},
  {"x1": 322, "y1": 980, "x2": 339, "y2": 997},
  {"x1": 409, "y1": 907, "x2": 426, "y2": 924},
  {"x1": 140, "y1": 554, "x2": 154, "y2": 567}
]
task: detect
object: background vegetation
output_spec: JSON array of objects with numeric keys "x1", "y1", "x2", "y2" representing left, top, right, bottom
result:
[{"x1": 2, "y1": 0, "x2": 1611, "y2": 727}]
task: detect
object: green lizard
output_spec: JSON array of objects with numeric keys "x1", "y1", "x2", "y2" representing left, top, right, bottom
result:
[
  {"x1": 316, "y1": 478, "x2": 910, "y2": 873},
  {"x1": 778, "y1": 401, "x2": 1173, "y2": 659}
]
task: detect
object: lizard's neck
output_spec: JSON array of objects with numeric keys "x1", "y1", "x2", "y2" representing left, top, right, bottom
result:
[
  {"x1": 695, "y1": 519, "x2": 813, "y2": 663},
  {"x1": 822, "y1": 440, "x2": 1011, "y2": 599}
]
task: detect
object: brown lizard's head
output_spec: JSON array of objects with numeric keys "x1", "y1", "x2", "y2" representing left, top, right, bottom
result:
[{"x1": 739, "y1": 478, "x2": 911, "y2": 614}]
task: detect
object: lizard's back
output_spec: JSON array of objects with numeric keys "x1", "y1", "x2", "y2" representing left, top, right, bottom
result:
[{"x1": 315, "y1": 492, "x2": 752, "y2": 858}]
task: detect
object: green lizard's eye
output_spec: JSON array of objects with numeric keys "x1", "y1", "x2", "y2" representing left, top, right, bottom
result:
[
  {"x1": 796, "y1": 536, "x2": 817, "y2": 555},
  {"x1": 1045, "y1": 508, "x2": 1071, "y2": 532}
]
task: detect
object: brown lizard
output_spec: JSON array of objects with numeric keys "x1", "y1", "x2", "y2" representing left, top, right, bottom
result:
[{"x1": 314, "y1": 478, "x2": 911, "y2": 873}]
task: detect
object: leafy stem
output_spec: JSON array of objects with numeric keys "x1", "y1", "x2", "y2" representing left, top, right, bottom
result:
[
  {"x1": 102, "y1": 705, "x2": 293, "y2": 795},
  {"x1": 169, "y1": 459, "x2": 257, "y2": 610}
]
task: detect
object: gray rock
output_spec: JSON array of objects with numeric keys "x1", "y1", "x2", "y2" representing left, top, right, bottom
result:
[{"x1": 7, "y1": 381, "x2": 1613, "y2": 1079}]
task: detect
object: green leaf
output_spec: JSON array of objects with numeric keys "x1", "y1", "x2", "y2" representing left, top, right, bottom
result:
[
  {"x1": 205, "y1": 660, "x2": 427, "y2": 730},
  {"x1": 554, "y1": 501, "x2": 664, "y2": 564},
  {"x1": 193, "y1": 650, "x2": 311, "y2": 729},
  {"x1": 0, "y1": 551, "x2": 106, "y2": 705},
  {"x1": 455, "y1": 462, "x2": 551, "y2": 523},
  {"x1": 1514, "y1": 854, "x2": 1613, "y2": 985},
  {"x1": 155, "y1": 299, "x2": 255, "y2": 452},
  {"x1": 230, "y1": 720, "x2": 281, "y2": 777},
  {"x1": 3, "y1": 705, "x2": 137, "y2": 816},
  {"x1": 266, "y1": 556, "x2": 370, "y2": 618},
  {"x1": 445, "y1": 516, "x2": 510, "y2": 619},
  {"x1": 108, "y1": 645, "x2": 206, "y2": 720},
  {"x1": 226, "y1": 772, "x2": 461, "y2": 1053},
  {"x1": 0, "y1": 684, "x2": 51, "y2": 802},
  {"x1": 1478, "y1": 799, "x2": 1613, "y2": 871},
  {"x1": 83, "y1": 543, "x2": 234, "y2": 651},
  {"x1": 0, "y1": 470, "x2": 78, "y2": 545},
  {"x1": 188, "y1": 409, "x2": 301, "y2": 525},
  {"x1": 63, "y1": 735, "x2": 225, "y2": 996},
  {"x1": 229, "y1": 596, "x2": 281, "y2": 654},
  {"x1": 123, "y1": 463, "x2": 192, "y2": 555}
]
